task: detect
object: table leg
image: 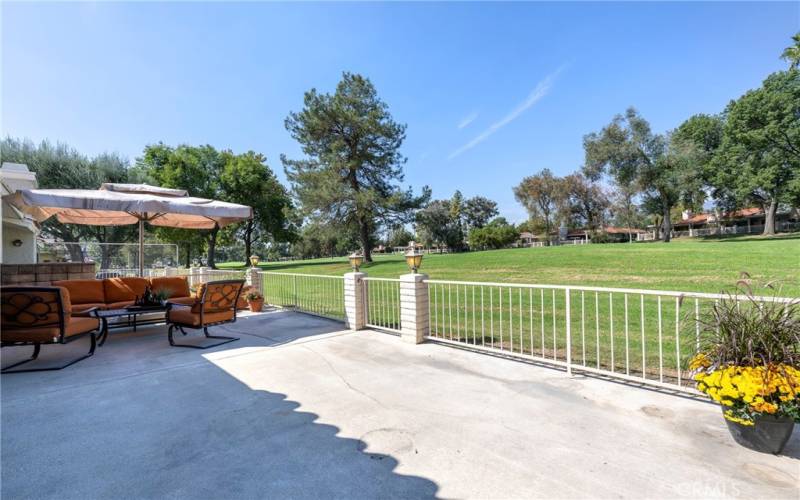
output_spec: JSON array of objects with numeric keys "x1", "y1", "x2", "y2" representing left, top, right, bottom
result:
[{"x1": 98, "y1": 317, "x2": 110, "y2": 346}]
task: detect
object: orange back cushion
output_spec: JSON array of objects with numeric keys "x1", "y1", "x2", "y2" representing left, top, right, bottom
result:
[
  {"x1": 103, "y1": 277, "x2": 149, "y2": 303},
  {"x1": 1, "y1": 286, "x2": 71, "y2": 330},
  {"x1": 191, "y1": 281, "x2": 243, "y2": 313},
  {"x1": 52, "y1": 279, "x2": 105, "y2": 304},
  {"x1": 149, "y1": 277, "x2": 191, "y2": 298}
]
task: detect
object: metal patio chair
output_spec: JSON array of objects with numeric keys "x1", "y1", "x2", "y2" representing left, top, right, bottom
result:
[{"x1": 165, "y1": 279, "x2": 245, "y2": 349}]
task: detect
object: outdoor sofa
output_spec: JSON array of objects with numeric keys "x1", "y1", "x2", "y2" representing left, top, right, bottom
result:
[
  {"x1": 51, "y1": 276, "x2": 196, "y2": 312},
  {"x1": 1, "y1": 277, "x2": 248, "y2": 371}
]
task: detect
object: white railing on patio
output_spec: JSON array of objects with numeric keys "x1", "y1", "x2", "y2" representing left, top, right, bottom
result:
[
  {"x1": 253, "y1": 269, "x2": 797, "y2": 394},
  {"x1": 425, "y1": 279, "x2": 796, "y2": 393},
  {"x1": 363, "y1": 277, "x2": 402, "y2": 333},
  {"x1": 259, "y1": 271, "x2": 345, "y2": 321}
]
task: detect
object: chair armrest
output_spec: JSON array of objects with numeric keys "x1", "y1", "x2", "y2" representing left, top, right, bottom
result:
[
  {"x1": 165, "y1": 301, "x2": 193, "y2": 321},
  {"x1": 73, "y1": 307, "x2": 99, "y2": 317},
  {"x1": 165, "y1": 301, "x2": 192, "y2": 309}
]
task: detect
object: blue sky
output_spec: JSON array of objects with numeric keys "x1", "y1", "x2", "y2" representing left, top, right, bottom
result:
[{"x1": 2, "y1": 2, "x2": 797, "y2": 222}]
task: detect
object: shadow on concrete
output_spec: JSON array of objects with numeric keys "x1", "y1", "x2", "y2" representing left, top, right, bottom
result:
[{"x1": 1, "y1": 312, "x2": 439, "y2": 498}]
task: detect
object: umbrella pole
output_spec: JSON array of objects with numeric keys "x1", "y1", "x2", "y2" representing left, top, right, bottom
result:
[{"x1": 138, "y1": 218, "x2": 144, "y2": 277}]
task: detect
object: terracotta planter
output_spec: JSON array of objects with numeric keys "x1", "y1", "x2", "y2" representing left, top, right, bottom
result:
[
  {"x1": 248, "y1": 299, "x2": 264, "y2": 312},
  {"x1": 723, "y1": 409, "x2": 795, "y2": 454},
  {"x1": 238, "y1": 287, "x2": 254, "y2": 310}
]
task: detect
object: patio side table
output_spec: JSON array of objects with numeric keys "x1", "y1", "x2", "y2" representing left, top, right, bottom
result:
[{"x1": 95, "y1": 306, "x2": 168, "y2": 346}]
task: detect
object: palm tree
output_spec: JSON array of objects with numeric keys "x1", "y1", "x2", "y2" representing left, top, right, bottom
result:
[{"x1": 780, "y1": 32, "x2": 800, "y2": 70}]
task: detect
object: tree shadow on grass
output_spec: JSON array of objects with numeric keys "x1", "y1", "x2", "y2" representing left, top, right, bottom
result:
[
  {"x1": 695, "y1": 233, "x2": 800, "y2": 243},
  {"x1": 259, "y1": 259, "x2": 347, "y2": 272}
]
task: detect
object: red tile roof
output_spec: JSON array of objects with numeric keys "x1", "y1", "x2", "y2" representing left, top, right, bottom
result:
[
  {"x1": 565, "y1": 226, "x2": 645, "y2": 237},
  {"x1": 674, "y1": 207, "x2": 764, "y2": 227},
  {"x1": 603, "y1": 226, "x2": 647, "y2": 234}
]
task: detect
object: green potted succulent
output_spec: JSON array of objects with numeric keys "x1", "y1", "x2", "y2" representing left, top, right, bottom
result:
[{"x1": 690, "y1": 277, "x2": 800, "y2": 454}]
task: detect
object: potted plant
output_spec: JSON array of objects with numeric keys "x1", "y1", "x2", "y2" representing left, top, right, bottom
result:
[
  {"x1": 237, "y1": 285, "x2": 254, "y2": 310},
  {"x1": 690, "y1": 277, "x2": 800, "y2": 454},
  {"x1": 246, "y1": 290, "x2": 264, "y2": 312}
]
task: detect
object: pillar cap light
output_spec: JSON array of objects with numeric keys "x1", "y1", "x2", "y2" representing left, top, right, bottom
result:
[
  {"x1": 404, "y1": 241, "x2": 423, "y2": 273},
  {"x1": 348, "y1": 252, "x2": 364, "y2": 272},
  {"x1": 249, "y1": 254, "x2": 260, "y2": 267}
]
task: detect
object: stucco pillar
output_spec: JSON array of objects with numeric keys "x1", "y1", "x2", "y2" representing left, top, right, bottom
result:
[
  {"x1": 247, "y1": 267, "x2": 262, "y2": 294},
  {"x1": 399, "y1": 273, "x2": 429, "y2": 344},
  {"x1": 344, "y1": 272, "x2": 368, "y2": 330}
]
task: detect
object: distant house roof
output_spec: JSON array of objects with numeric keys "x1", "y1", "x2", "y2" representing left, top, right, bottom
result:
[
  {"x1": 603, "y1": 226, "x2": 646, "y2": 234},
  {"x1": 673, "y1": 207, "x2": 765, "y2": 228},
  {"x1": 520, "y1": 226, "x2": 645, "y2": 239},
  {"x1": 564, "y1": 226, "x2": 645, "y2": 237}
]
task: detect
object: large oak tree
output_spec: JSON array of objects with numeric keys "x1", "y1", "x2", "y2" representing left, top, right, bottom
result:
[
  {"x1": 513, "y1": 168, "x2": 564, "y2": 237},
  {"x1": 713, "y1": 70, "x2": 800, "y2": 235},
  {"x1": 583, "y1": 108, "x2": 698, "y2": 242},
  {"x1": 219, "y1": 151, "x2": 295, "y2": 260}
]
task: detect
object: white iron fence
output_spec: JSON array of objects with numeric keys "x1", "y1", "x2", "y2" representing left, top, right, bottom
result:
[
  {"x1": 363, "y1": 277, "x2": 402, "y2": 333},
  {"x1": 259, "y1": 271, "x2": 345, "y2": 321},
  {"x1": 254, "y1": 270, "x2": 797, "y2": 394},
  {"x1": 426, "y1": 279, "x2": 796, "y2": 392}
]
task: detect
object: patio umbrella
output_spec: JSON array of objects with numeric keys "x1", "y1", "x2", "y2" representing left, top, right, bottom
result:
[{"x1": 3, "y1": 183, "x2": 252, "y2": 275}]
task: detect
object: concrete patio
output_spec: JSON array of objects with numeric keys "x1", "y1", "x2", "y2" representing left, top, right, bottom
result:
[{"x1": 2, "y1": 310, "x2": 798, "y2": 499}]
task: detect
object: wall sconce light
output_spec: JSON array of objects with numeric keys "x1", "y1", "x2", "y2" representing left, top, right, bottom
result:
[{"x1": 12, "y1": 239, "x2": 23, "y2": 247}]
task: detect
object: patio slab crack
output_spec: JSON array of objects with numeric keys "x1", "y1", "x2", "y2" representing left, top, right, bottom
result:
[{"x1": 303, "y1": 344, "x2": 389, "y2": 409}]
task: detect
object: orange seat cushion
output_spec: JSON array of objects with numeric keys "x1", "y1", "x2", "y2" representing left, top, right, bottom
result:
[
  {"x1": 103, "y1": 277, "x2": 149, "y2": 303},
  {"x1": 52, "y1": 280, "x2": 105, "y2": 305},
  {"x1": 1, "y1": 315, "x2": 99, "y2": 343},
  {"x1": 149, "y1": 277, "x2": 191, "y2": 299},
  {"x1": 71, "y1": 302, "x2": 107, "y2": 313},
  {"x1": 167, "y1": 306, "x2": 234, "y2": 327},
  {"x1": 108, "y1": 300, "x2": 136, "y2": 310}
]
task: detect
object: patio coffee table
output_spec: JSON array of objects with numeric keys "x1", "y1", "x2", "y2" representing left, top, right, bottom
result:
[{"x1": 96, "y1": 306, "x2": 167, "y2": 346}]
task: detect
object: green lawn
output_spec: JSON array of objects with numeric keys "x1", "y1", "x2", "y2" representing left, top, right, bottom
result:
[
  {"x1": 221, "y1": 235, "x2": 799, "y2": 387},
  {"x1": 223, "y1": 234, "x2": 800, "y2": 295}
]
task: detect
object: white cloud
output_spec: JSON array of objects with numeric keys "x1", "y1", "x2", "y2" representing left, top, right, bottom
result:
[
  {"x1": 448, "y1": 65, "x2": 566, "y2": 160},
  {"x1": 457, "y1": 111, "x2": 478, "y2": 129}
]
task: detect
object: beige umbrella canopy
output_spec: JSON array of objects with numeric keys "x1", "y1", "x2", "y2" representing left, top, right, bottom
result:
[{"x1": 4, "y1": 183, "x2": 252, "y2": 274}]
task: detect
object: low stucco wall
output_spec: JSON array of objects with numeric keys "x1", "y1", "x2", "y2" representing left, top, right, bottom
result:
[{"x1": 1, "y1": 262, "x2": 96, "y2": 287}]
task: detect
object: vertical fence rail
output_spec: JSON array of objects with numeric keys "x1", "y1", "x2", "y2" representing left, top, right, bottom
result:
[
  {"x1": 219, "y1": 271, "x2": 795, "y2": 394},
  {"x1": 363, "y1": 277, "x2": 402, "y2": 333},
  {"x1": 425, "y1": 279, "x2": 797, "y2": 393},
  {"x1": 259, "y1": 271, "x2": 345, "y2": 320}
]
